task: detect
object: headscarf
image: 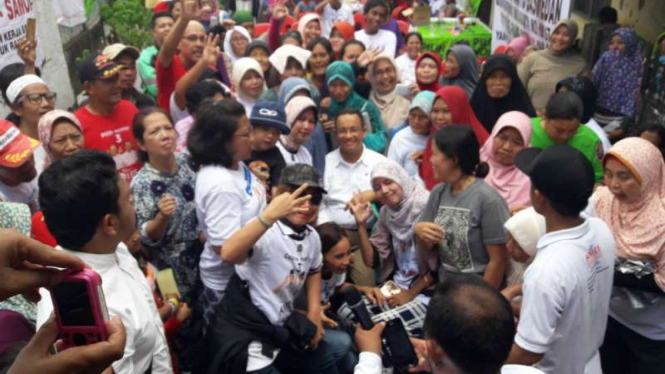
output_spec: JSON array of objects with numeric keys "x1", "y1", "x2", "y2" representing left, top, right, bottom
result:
[
  {"x1": 508, "y1": 34, "x2": 531, "y2": 59},
  {"x1": 282, "y1": 96, "x2": 317, "y2": 150},
  {"x1": 297, "y1": 13, "x2": 321, "y2": 46},
  {"x1": 504, "y1": 207, "x2": 545, "y2": 258},
  {"x1": 409, "y1": 91, "x2": 436, "y2": 117},
  {"x1": 279, "y1": 76, "x2": 312, "y2": 106},
  {"x1": 37, "y1": 110, "x2": 83, "y2": 165},
  {"x1": 441, "y1": 44, "x2": 479, "y2": 99},
  {"x1": 269, "y1": 44, "x2": 311, "y2": 75},
  {"x1": 419, "y1": 86, "x2": 490, "y2": 190},
  {"x1": 594, "y1": 137, "x2": 665, "y2": 290},
  {"x1": 592, "y1": 27, "x2": 643, "y2": 117},
  {"x1": 470, "y1": 54, "x2": 536, "y2": 132},
  {"x1": 368, "y1": 54, "x2": 410, "y2": 130},
  {"x1": 245, "y1": 40, "x2": 270, "y2": 58},
  {"x1": 223, "y1": 26, "x2": 252, "y2": 64},
  {"x1": 550, "y1": 19, "x2": 579, "y2": 53},
  {"x1": 556, "y1": 76, "x2": 597, "y2": 124},
  {"x1": 331, "y1": 21, "x2": 354, "y2": 40},
  {"x1": 479, "y1": 111, "x2": 533, "y2": 207},
  {"x1": 371, "y1": 161, "x2": 430, "y2": 242},
  {"x1": 416, "y1": 52, "x2": 442, "y2": 92},
  {"x1": 231, "y1": 57, "x2": 265, "y2": 115},
  {"x1": 7, "y1": 75, "x2": 47, "y2": 104}
]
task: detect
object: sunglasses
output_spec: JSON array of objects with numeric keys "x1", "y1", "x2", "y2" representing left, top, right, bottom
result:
[{"x1": 289, "y1": 186, "x2": 323, "y2": 205}]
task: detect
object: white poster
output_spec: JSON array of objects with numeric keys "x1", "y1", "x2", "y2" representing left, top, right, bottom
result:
[
  {"x1": 0, "y1": 0, "x2": 43, "y2": 70},
  {"x1": 53, "y1": 0, "x2": 87, "y2": 28},
  {"x1": 491, "y1": 0, "x2": 572, "y2": 52}
]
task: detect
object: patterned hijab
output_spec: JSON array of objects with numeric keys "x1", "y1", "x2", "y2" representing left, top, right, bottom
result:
[
  {"x1": 592, "y1": 27, "x2": 643, "y2": 117},
  {"x1": 441, "y1": 44, "x2": 479, "y2": 98},
  {"x1": 371, "y1": 161, "x2": 429, "y2": 242},
  {"x1": 480, "y1": 111, "x2": 533, "y2": 207},
  {"x1": 37, "y1": 109, "x2": 84, "y2": 165},
  {"x1": 470, "y1": 54, "x2": 536, "y2": 132},
  {"x1": 282, "y1": 96, "x2": 317, "y2": 150},
  {"x1": 595, "y1": 137, "x2": 665, "y2": 290}
]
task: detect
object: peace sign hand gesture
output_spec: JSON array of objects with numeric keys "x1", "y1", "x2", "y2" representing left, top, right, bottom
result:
[{"x1": 262, "y1": 183, "x2": 312, "y2": 223}]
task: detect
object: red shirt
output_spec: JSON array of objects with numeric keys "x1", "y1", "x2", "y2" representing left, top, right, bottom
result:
[
  {"x1": 75, "y1": 100, "x2": 141, "y2": 183},
  {"x1": 156, "y1": 55, "x2": 187, "y2": 112}
]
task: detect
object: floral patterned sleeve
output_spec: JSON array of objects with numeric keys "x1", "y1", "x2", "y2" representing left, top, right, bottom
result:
[{"x1": 130, "y1": 168, "x2": 164, "y2": 247}]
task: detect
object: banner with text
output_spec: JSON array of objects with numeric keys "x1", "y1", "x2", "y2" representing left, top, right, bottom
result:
[
  {"x1": 0, "y1": 0, "x2": 43, "y2": 70},
  {"x1": 491, "y1": 0, "x2": 572, "y2": 52}
]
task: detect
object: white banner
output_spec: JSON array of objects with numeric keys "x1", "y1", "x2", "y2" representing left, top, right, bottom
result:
[
  {"x1": 53, "y1": 0, "x2": 87, "y2": 28},
  {"x1": 0, "y1": 0, "x2": 43, "y2": 70},
  {"x1": 491, "y1": 0, "x2": 572, "y2": 52}
]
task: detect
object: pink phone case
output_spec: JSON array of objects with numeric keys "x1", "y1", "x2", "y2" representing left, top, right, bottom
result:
[{"x1": 49, "y1": 268, "x2": 109, "y2": 349}]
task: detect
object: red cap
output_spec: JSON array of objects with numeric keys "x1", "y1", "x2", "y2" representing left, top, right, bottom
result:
[{"x1": 0, "y1": 120, "x2": 40, "y2": 168}]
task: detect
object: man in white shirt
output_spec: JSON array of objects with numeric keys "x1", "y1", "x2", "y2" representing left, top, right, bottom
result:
[
  {"x1": 0, "y1": 120, "x2": 39, "y2": 213},
  {"x1": 353, "y1": 274, "x2": 546, "y2": 374},
  {"x1": 508, "y1": 145, "x2": 616, "y2": 374},
  {"x1": 354, "y1": 0, "x2": 397, "y2": 57},
  {"x1": 319, "y1": 107, "x2": 387, "y2": 286},
  {"x1": 36, "y1": 150, "x2": 173, "y2": 374},
  {"x1": 316, "y1": 0, "x2": 355, "y2": 37}
]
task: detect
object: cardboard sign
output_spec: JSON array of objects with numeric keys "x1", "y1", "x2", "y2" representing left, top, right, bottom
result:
[
  {"x1": 25, "y1": 18, "x2": 35, "y2": 42},
  {"x1": 411, "y1": 5, "x2": 431, "y2": 27}
]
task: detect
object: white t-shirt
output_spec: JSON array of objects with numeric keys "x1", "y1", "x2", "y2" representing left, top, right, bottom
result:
[
  {"x1": 516, "y1": 218, "x2": 616, "y2": 374},
  {"x1": 387, "y1": 126, "x2": 427, "y2": 184},
  {"x1": 391, "y1": 236, "x2": 420, "y2": 290},
  {"x1": 34, "y1": 145, "x2": 47, "y2": 176},
  {"x1": 584, "y1": 119, "x2": 612, "y2": 155},
  {"x1": 0, "y1": 179, "x2": 38, "y2": 213},
  {"x1": 353, "y1": 354, "x2": 546, "y2": 374},
  {"x1": 321, "y1": 272, "x2": 346, "y2": 304},
  {"x1": 322, "y1": 3, "x2": 355, "y2": 37},
  {"x1": 36, "y1": 244, "x2": 172, "y2": 374},
  {"x1": 354, "y1": 30, "x2": 397, "y2": 57},
  {"x1": 236, "y1": 221, "x2": 323, "y2": 371},
  {"x1": 277, "y1": 141, "x2": 313, "y2": 166},
  {"x1": 395, "y1": 54, "x2": 417, "y2": 86},
  {"x1": 196, "y1": 163, "x2": 266, "y2": 291}
]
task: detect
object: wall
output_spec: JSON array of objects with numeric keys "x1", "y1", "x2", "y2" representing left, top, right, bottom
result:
[{"x1": 571, "y1": 0, "x2": 665, "y2": 44}]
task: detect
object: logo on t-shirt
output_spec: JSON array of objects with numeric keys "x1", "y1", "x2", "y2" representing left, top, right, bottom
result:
[{"x1": 434, "y1": 207, "x2": 473, "y2": 272}]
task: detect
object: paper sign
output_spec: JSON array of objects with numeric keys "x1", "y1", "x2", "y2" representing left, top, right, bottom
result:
[{"x1": 411, "y1": 6, "x2": 432, "y2": 27}]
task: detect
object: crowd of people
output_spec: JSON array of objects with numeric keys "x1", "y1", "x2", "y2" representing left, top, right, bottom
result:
[{"x1": 1, "y1": 1, "x2": 664, "y2": 374}]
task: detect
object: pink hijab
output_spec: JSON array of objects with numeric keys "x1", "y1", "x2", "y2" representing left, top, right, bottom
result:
[
  {"x1": 480, "y1": 111, "x2": 533, "y2": 207},
  {"x1": 508, "y1": 34, "x2": 531, "y2": 59},
  {"x1": 594, "y1": 137, "x2": 665, "y2": 290}
]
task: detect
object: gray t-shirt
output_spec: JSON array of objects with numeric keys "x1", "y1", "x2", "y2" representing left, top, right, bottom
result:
[{"x1": 419, "y1": 179, "x2": 509, "y2": 276}]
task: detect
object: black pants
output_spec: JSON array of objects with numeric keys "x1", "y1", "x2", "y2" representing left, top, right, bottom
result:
[{"x1": 600, "y1": 316, "x2": 665, "y2": 374}]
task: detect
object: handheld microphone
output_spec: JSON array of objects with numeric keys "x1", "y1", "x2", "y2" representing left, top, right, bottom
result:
[{"x1": 341, "y1": 286, "x2": 374, "y2": 330}]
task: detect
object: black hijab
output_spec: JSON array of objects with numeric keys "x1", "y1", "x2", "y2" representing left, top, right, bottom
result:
[
  {"x1": 555, "y1": 76, "x2": 597, "y2": 124},
  {"x1": 470, "y1": 54, "x2": 536, "y2": 132}
]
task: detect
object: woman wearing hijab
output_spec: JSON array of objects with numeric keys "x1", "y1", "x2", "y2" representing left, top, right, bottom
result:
[
  {"x1": 223, "y1": 26, "x2": 252, "y2": 64},
  {"x1": 245, "y1": 40, "x2": 280, "y2": 89},
  {"x1": 518, "y1": 19, "x2": 587, "y2": 112},
  {"x1": 470, "y1": 54, "x2": 536, "y2": 132},
  {"x1": 479, "y1": 111, "x2": 532, "y2": 209},
  {"x1": 278, "y1": 96, "x2": 318, "y2": 165},
  {"x1": 415, "y1": 52, "x2": 442, "y2": 93},
  {"x1": 298, "y1": 13, "x2": 323, "y2": 48},
  {"x1": 585, "y1": 137, "x2": 665, "y2": 374},
  {"x1": 440, "y1": 44, "x2": 480, "y2": 99},
  {"x1": 329, "y1": 21, "x2": 355, "y2": 59},
  {"x1": 592, "y1": 27, "x2": 643, "y2": 126},
  {"x1": 326, "y1": 61, "x2": 387, "y2": 153},
  {"x1": 37, "y1": 110, "x2": 84, "y2": 167},
  {"x1": 231, "y1": 57, "x2": 266, "y2": 115},
  {"x1": 388, "y1": 91, "x2": 435, "y2": 182},
  {"x1": 556, "y1": 76, "x2": 612, "y2": 153},
  {"x1": 508, "y1": 34, "x2": 531, "y2": 62},
  {"x1": 419, "y1": 86, "x2": 490, "y2": 190},
  {"x1": 367, "y1": 53, "x2": 410, "y2": 132},
  {"x1": 259, "y1": 44, "x2": 313, "y2": 102},
  {"x1": 343, "y1": 161, "x2": 435, "y2": 335}
]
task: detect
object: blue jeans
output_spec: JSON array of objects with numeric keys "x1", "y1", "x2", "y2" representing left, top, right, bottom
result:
[{"x1": 324, "y1": 328, "x2": 358, "y2": 374}]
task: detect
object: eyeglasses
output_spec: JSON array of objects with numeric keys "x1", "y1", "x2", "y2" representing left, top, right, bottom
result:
[
  {"x1": 184, "y1": 35, "x2": 206, "y2": 43},
  {"x1": 20, "y1": 92, "x2": 57, "y2": 105},
  {"x1": 231, "y1": 37, "x2": 248, "y2": 44}
]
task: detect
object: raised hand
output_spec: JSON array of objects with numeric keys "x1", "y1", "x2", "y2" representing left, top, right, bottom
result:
[
  {"x1": 262, "y1": 183, "x2": 312, "y2": 223},
  {"x1": 272, "y1": 0, "x2": 289, "y2": 21},
  {"x1": 348, "y1": 199, "x2": 373, "y2": 226},
  {"x1": 181, "y1": 0, "x2": 202, "y2": 22},
  {"x1": 202, "y1": 33, "x2": 221, "y2": 66},
  {"x1": 357, "y1": 48, "x2": 383, "y2": 68},
  {"x1": 17, "y1": 39, "x2": 37, "y2": 68}
]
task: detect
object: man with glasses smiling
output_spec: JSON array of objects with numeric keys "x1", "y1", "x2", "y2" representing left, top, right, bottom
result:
[{"x1": 318, "y1": 107, "x2": 387, "y2": 287}]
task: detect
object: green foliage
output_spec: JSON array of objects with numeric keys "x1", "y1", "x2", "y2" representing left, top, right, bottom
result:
[
  {"x1": 85, "y1": 0, "x2": 97, "y2": 18},
  {"x1": 75, "y1": 49, "x2": 92, "y2": 68},
  {"x1": 100, "y1": 0, "x2": 153, "y2": 50}
]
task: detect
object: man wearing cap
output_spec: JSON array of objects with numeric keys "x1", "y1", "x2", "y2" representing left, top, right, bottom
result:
[
  {"x1": 139, "y1": 11, "x2": 175, "y2": 101},
  {"x1": 0, "y1": 120, "x2": 40, "y2": 213},
  {"x1": 103, "y1": 43, "x2": 156, "y2": 109},
  {"x1": 246, "y1": 101, "x2": 289, "y2": 199},
  {"x1": 75, "y1": 54, "x2": 141, "y2": 183},
  {"x1": 506, "y1": 145, "x2": 616, "y2": 374}
]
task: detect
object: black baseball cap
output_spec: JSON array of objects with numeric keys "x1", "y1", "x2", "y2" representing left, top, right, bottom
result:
[
  {"x1": 514, "y1": 145, "x2": 594, "y2": 208},
  {"x1": 250, "y1": 101, "x2": 289, "y2": 134},
  {"x1": 279, "y1": 164, "x2": 327, "y2": 192},
  {"x1": 78, "y1": 54, "x2": 123, "y2": 84}
]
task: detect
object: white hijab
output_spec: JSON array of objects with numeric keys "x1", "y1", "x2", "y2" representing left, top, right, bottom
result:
[
  {"x1": 223, "y1": 26, "x2": 252, "y2": 64},
  {"x1": 231, "y1": 57, "x2": 266, "y2": 115}
]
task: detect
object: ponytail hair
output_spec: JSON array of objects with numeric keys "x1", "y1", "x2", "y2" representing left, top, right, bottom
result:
[{"x1": 434, "y1": 125, "x2": 487, "y2": 178}]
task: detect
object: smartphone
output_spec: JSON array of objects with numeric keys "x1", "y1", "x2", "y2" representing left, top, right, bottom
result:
[
  {"x1": 380, "y1": 281, "x2": 402, "y2": 298},
  {"x1": 395, "y1": 83, "x2": 412, "y2": 98},
  {"x1": 50, "y1": 269, "x2": 109, "y2": 349},
  {"x1": 382, "y1": 318, "x2": 418, "y2": 370},
  {"x1": 25, "y1": 18, "x2": 36, "y2": 42}
]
